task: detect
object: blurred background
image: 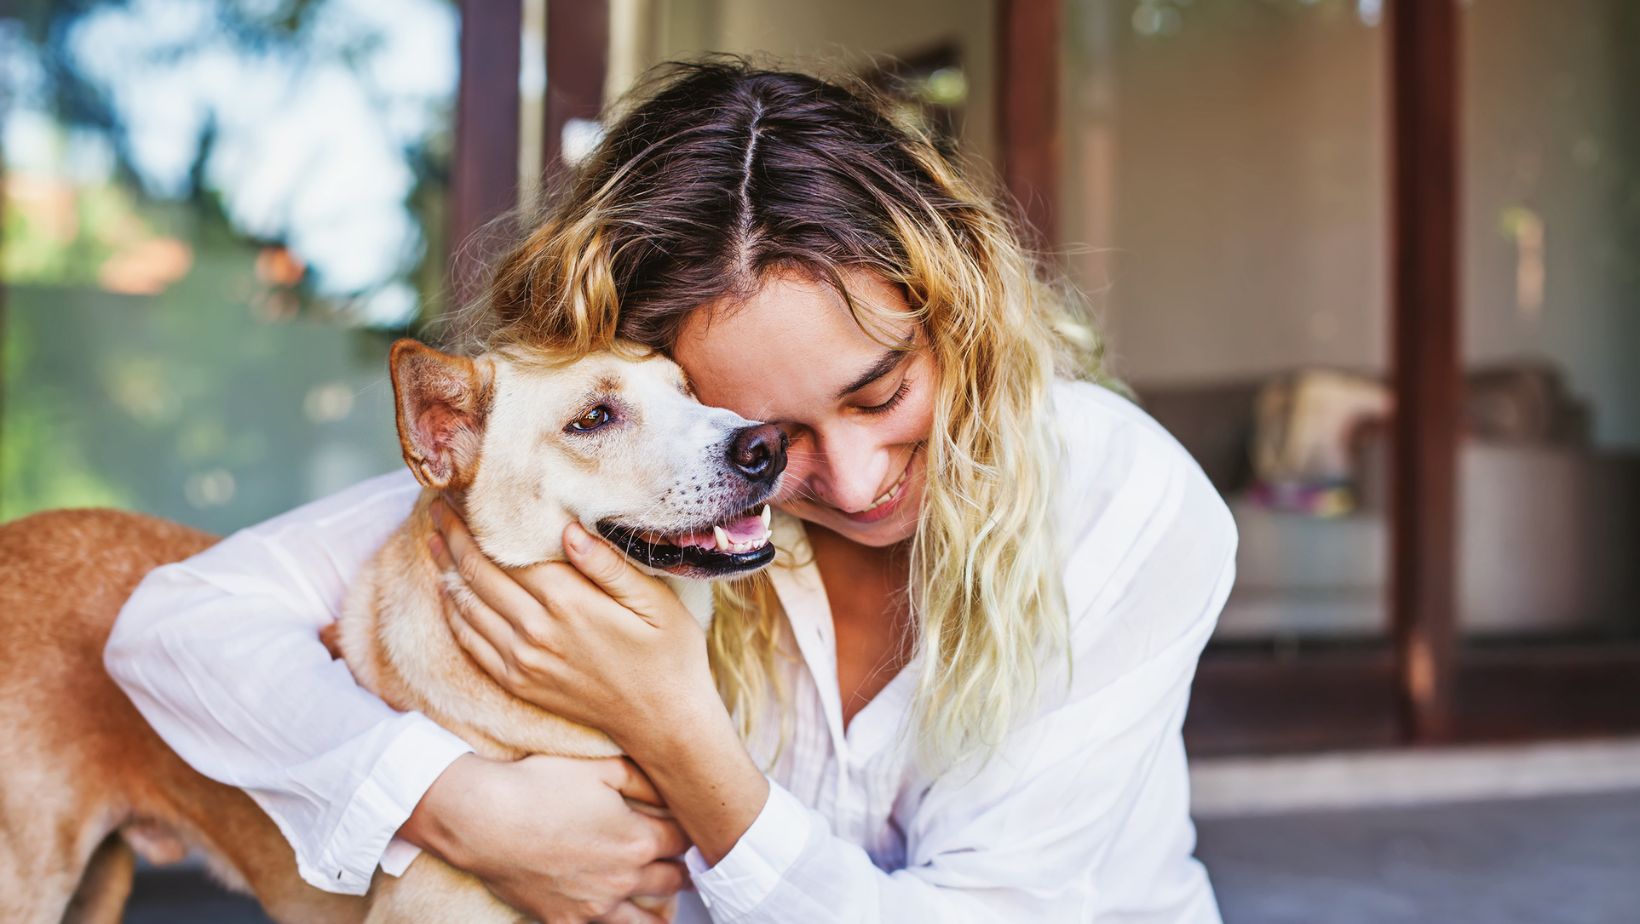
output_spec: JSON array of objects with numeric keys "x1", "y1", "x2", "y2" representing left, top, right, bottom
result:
[{"x1": 2, "y1": 1, "x2": 1636, "y2": 921}]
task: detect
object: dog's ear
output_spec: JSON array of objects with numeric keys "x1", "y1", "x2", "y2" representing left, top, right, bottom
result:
[{"x1": 389, "y1": 339, "x2": 492, "y2": 490}]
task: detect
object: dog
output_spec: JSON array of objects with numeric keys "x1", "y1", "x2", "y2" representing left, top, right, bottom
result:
[{"x1": 0, "y1": 338, "x2": 786, "y2": 923}]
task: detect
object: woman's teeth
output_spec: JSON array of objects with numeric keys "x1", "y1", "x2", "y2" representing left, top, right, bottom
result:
[
  {"x1": 862, "y1": 464, "x2": 911, "y2": 513},
  {"x1": 710, "y1": 505, "x2": 774, "y2": 554}
]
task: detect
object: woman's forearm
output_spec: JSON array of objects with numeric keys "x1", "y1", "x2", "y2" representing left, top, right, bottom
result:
[
  {"x1": 101, "y1": 471, "x2": 475, "y2": 894},
  {"x1": 624, "y1": 696, "x2": 771, "y2": 867}
]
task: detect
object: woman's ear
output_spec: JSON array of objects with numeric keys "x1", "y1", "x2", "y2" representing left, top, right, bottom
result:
[{"x1": 389, "y1": 339, "x2": 493, "y2": 489}]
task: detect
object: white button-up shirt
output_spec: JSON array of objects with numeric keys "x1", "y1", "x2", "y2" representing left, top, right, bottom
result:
[{"x1": 105, "y1": 379, "x2": 1236, "y2": 922}]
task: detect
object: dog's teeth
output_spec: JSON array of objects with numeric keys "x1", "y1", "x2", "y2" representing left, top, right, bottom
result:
[
  {"x1": 713, "y1": 525, "x2": 730, "y2": 550},
  {"x1": 760, "y1": 505, "x2": 772, "y2": 529}
]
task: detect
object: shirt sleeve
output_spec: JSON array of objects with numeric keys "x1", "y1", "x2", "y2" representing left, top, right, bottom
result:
[
  {"x1": 102, "y1": 469, "x2": 475, "y2": 895},
  {"x1": 684, "y1": 409, "x2": 1238, "y2": 923}
]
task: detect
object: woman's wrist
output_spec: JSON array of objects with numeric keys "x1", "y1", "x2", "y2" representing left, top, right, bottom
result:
[
  {"x1": 626, "y1": 693, "x2": 770, "y2": 867},
  {"x1": 607, "y1": 653, "x2": 722, "y2": 755},
  {"x1": 395, "y1": 752, "x2": 487, "y2": 868}
]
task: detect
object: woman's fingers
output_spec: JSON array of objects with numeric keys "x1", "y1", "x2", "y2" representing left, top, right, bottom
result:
[
  {"x1": 592, "y1": 901, "x2": 666, "y2": 924},
  {"x1": 631, "y1": 860, "x2": 690, "y2": 898},
  {"x1": 637, "y1": 812, "x2": 691, "y2": 859},
  {"x1": 443, "y1": 584, "x2": 522, "y2": 686},
  {"x1": 562, "y1": 522, "x2": 669, "y2": 618},
  {"x1": 430, "y1": 503, "x2": 551, "y2": 637},
  {"x1": 603, "y1": 757, "x2": 663, "y2": 807}
]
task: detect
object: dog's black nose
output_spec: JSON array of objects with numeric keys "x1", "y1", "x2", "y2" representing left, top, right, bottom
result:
[{"x1": 728, "y1": 424, "x2": 788, "y2": 483}]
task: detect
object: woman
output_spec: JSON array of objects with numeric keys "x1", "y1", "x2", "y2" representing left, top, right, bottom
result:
[{"x1": 106, "y1": 60, "x2": 1237, "y2": 923}]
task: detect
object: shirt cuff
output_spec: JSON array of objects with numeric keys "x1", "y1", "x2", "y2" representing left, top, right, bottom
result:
[
  {"x1": 312, "y1": 714, "x2": 474, "y2": 893},
  {"x1": 684, "y1": 780, "x2": 815, "y2": 921}
]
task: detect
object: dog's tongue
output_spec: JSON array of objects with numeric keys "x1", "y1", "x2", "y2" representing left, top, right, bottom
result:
[
  {"x1": 667, "y1": 512, "x2": 766, "y2": 550},
  {"x1": 720, "y1": 512, "x2": 765, "y2": 544}
]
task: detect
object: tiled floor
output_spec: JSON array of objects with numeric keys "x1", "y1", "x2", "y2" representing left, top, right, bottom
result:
[
  {"x1": 125, "y1": 789, "x2": 1640, "y2": 923},
  {"x1": 1196, "y1": 789, "x2": 1640, "y2": 924}
]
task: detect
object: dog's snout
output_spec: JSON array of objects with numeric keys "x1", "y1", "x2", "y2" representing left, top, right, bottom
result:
[{"x1": 728, "y1": 424, "x2": 788, "y2": 483}]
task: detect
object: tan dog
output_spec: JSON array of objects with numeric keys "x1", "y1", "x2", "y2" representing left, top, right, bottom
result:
[{"x1": 0, "y1": 339, "x2": 786, "y2": 923}]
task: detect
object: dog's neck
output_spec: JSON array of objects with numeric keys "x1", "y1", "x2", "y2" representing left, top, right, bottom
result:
[{"x1": 666, "y1": 577, "x2": 715, "y2": 629}]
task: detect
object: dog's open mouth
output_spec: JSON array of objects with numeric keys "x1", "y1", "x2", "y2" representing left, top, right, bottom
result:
[{"x1": 597, "y1": 505, "x2": 775, "y2": 577}]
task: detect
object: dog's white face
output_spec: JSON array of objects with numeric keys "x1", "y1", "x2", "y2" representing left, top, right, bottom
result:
[{"x1": 390, "y1": 340, "x2": 785, "y2": 580}]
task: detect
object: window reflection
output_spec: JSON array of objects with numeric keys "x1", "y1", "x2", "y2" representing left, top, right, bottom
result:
[
  {"x1": 1458, "y1": 0, "x2": 1640, "y2": 640},
  {"x1": 1062, "y1": 0, "x2": 1390, "y2": 645}
]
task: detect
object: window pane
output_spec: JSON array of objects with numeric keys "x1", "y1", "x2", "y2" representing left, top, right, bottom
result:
[
  {"x1": 1062, "y1": 0, "x2": 1391, "y2": 645},
  {"x1": 1, "y1": 1, "x2": 459, "y2": 533},
  {"x1": 1458, "y1": 0, "x2": 1640, "y2": 640}
]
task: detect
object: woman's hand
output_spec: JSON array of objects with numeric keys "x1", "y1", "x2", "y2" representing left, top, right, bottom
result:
[
  {"x1": 427, "y1": 499, "x2": 718, "y2": 754},
  {"x1": 399, "y1": 752, "x2": 688, "y2": 923},
  {"x1": 428, "y1": 499, "x2": 774, "y2": 866}
]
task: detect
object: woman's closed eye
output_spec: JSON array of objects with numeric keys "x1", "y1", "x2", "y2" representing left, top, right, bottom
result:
[{"x1": 858, "y1": 378, "x2": 912, "y2": 416}]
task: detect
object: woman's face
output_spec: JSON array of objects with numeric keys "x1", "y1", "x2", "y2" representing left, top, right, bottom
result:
[{"x1": 672, "y1": 268, "x2": 935, "y2": 548}]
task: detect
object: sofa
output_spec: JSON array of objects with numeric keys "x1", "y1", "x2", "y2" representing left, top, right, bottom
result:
[{"x1": 1136, "y1": 363, "x2": 1640, "y2": 641}]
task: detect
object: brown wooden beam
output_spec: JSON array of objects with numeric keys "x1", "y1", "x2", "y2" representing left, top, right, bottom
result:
[
  {"x1": 996, "y1": 0, "x2": 1061, "y2": 249},
  {"x1": 1188, "y1": 643, "x2": 1640, "y2": 756},
  {"x1": 1187, "y1": 650, "x2": 1402, "y2": 756},
  {"x1": 1388, "y1": 0, "x2": 1461, "y2": 743},
  {"x1": 450, "y1": 0, "x2": 523, "y2": 310},
  {"x1": 542, "y1": 0, "x2": 608, "y2": 189},
  {"x1": 1451, "y1": 645, "x2": 1640, "y2": 743}
]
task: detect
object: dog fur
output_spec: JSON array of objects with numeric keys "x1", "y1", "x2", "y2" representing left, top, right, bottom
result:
[{"x1": 0, "y1": 340, "x2": 782, "y2": 923}]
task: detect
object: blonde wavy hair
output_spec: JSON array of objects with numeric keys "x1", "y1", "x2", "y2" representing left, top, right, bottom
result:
[{"x1": 472, "y1": 58, "x2": 1106, "y2": 769}]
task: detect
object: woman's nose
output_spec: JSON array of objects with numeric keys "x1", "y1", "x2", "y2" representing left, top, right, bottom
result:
[{"x1": 805, "y1": 432, "x2": 884, "y2": 512}]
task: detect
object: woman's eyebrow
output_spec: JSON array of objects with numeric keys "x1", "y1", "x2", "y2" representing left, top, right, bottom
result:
[{"x1": 835, "y1": 335, "x2": 914, "y2": 400}]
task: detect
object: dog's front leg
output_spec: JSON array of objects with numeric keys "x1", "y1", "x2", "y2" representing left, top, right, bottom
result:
[{"x1": 363, "y1": 855, "x2": 527, "y2": 924}]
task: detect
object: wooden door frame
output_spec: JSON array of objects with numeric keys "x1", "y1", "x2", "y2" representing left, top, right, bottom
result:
[
  {"x1": 449, "y1": 0, "x2": 523, "y2": 309},
  {"x1": 996, "y1": 0, "x2": 1061, "y2": 248},
  {"x1": 1387, "y1": 0, "x2": 1461, "y2": 744},
  {"x1": 449, "y1": 0, "x2": 607, "y2": 311}
]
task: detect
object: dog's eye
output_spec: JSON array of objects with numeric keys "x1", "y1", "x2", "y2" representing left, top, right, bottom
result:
[{"x1": 567, "y1": 405, "x2": 614, "y2": 432}]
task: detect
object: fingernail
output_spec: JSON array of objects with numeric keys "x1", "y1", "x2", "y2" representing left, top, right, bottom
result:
[
  {"x1": 565, "y1": 523, "x2": 588, "y2": 554},
  {"x1": 428, "y1": 532, "x2": 447, "y2": 565}
]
